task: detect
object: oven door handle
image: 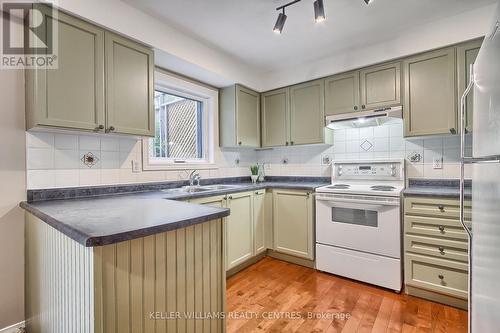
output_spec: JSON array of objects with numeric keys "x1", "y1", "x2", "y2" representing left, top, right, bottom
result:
[
  {"x1": 319, "y1": 200, "x2": 391, "y2": 211},
  {"x1": 315, "y1": 196, "x2": 400, "y2": 207}
]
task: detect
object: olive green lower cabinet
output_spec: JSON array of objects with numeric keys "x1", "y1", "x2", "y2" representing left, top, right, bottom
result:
[
  {"x1": 404, "y1": 196, "x2": 471, "y2": 310},
  {"x1": 192, "y1": 188, "x2": 315, "y2": 274},
  {"x1": 25, "y1": 213, "x2": 225, "y2": 333}
]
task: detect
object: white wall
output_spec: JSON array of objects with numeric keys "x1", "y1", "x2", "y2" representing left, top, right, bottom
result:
[{"x1": 0, "y1": 58, "x2": 26, "y2": 328}]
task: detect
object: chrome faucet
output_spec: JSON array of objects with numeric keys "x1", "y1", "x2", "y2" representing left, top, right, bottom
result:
[{"x1": 189, "y1": 170, "x2": 201, "y2": 187}]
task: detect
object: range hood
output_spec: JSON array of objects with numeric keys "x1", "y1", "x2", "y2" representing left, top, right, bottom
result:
[{"x1": 326, "y1": 106, "x2": 403, "y2": 129}]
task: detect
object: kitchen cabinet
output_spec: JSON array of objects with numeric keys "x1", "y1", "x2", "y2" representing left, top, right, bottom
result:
[
  {"x1": 105, "y1": 32, "x2": 155, "y2": 136},
  {"x1": 253, "y1": 189, "x2": 266, "y2": 255},
  {"x1": 25, "y1": 8, "x2": 105, "y2": 132},
  {"x1": 457, "y1": 39, "x2": 483, "y2": 133},
  {"x1": 404, "y1": 196, "x2": 471, "y2": 309},
  {"x1": 289, "y1": 79, "x2": 325, "y2": 145},
  {"x1": 360, "y1": 62, "x2": 401, "y2": 110},
  {"x1": 220, "y1": 84, "x2": 260, "y2": 147},
  {"x1": 225, "y1": 192, "x2": 254, "y2": 269},
  {"x1": 261, "y1": 88, "x2": 289, "y2": 147},
  {"x1": 403, "y1": 48, "x2": 457, "y2": 137},
  {"x1": 25, "y1": 7, "x2": 155, "y2": 137},
  {"x1": 324, "y1": 71, "x2": 360, "y2": 116},
  {"x1": 273, "y1": 190, "x2": 314, "y2": 260}
]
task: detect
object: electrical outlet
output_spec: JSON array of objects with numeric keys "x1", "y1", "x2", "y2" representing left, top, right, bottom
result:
[
  {"x1": 131, "y1": 160, "x2": 141, "y2": 173},
  {"x1": 321, "y1": 154, "x2": 332, "y2": 165},
  {"x1": 433, "y1": 157, "x2": 443, "y2": 169}
]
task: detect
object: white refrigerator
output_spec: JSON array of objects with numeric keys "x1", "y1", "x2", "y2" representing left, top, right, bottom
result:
[{"x1": 461, "y1": 1, "x2": 500, "y2": 332}]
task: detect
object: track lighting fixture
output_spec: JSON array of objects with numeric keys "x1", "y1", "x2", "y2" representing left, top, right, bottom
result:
[
  {"x1": 364, "y1": 0, "x2": 374, "y2": 4},
  {"x1": 314, "y1": 0, "x2": 326, "y2": 22},
  {"x1": 273, "y1": 9, "x2": 287, "y2": 34}
]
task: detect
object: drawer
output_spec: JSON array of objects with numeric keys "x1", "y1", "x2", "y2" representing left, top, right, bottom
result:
[
  {"x1": 404, "y1": 215, "x2": 470, "y2": 240},
  {"x1": 405, "y1": 253, "x2": 468, "y2": 300},
  {"x1": 404, "y1": 197, "x2": 471, "y2": 219},
  {"x1": 405, "y1": 234, "x2": 468, "y2": 262}
]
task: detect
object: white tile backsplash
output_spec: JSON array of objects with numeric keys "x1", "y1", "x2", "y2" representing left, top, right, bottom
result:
[{"x1": 26, "y1": 120, "x2": 468, "y2": 189}]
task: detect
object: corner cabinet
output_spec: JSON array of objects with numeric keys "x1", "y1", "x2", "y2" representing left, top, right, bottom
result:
[
  {"x1": 457, "y1": 39, "x2": 483, "y2": 134},
  {"x1": 289, "y1": 80, "x2": 325, "y2": 145},
  {"x1": 25, "y1": 8, "x2": 105, "y2": 132},
  {"x1": 403, "y1": 48, "x2": 457, "y2": 137},
  {"x1": 273, "y1": 190, "x2": 314, "y2": 260},
  {"x1": 220, "y1": 85, "x2": 260, "y2": 147},
  {"x1": 25, "y1": 7, "x2": 155, "y2": 137},
  {"x1": 105, "y1": 33, "x2": 155, "y2": 136},
  {"x1": 261, "y1": 88, "x2": 289, "y2": 147}
]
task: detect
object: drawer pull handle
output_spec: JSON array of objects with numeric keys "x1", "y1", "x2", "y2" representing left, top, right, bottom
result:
[
  {"x1": 438, "y1": 274, "x2": 444, "y2": 280},
  {"x1": 438, "y1": 246, "x2": 445, "y2": 254},
  {"x1": 438, "y1": 225, "x2": 445, "y2": 232},
  {"x1": 438, "y1": 205, "x2": 445, "y2": 212}
]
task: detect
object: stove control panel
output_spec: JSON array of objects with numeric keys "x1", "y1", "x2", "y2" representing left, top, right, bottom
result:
[{"x1": 333, "y1": 161, "x2": 404, "y2": 180}]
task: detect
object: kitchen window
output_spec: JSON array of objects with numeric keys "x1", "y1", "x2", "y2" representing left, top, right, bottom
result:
[{"x1": 142, "y1": 70, "x2": 217, "y2": 170}]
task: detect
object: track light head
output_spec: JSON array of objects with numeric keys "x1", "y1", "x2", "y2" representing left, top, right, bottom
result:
[
  {"x1": 273, "y1": 10, "x2": 287, "y2": 34},
  {"x1": 314, "y1": 0, "x2": 326, "y2": 23},
  {"x1": 363, "y1": 0, "x2": 374, "y2": 4}
]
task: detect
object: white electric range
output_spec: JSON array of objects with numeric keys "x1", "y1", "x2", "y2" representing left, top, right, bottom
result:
[{"x1": 315, "y1": 159, "x2": 405, "y2": 292}]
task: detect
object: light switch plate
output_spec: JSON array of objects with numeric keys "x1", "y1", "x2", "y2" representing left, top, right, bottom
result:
[
  {"x1": 132, "y1": 160, "x2": 141, "y2": 173},
  {"x1": 433, "y1": 157, "x2": 443, "y2": 169}
]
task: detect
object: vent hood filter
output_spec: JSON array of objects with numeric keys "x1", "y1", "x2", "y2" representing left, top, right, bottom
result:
[{"x1": 326, "y1": 106, "x2": 403, "y2": 130}]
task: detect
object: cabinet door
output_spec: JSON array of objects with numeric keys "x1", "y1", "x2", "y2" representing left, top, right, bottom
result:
[
  {"x1": 226, "y1": 192, "x2": 254, "y2": 269},
  {"x1": 261, "y1": 88, "x2": 289, "y2": 147},
  {"x1": 273, "y1": 190, "x2": 314, "y2": 260},
  {"x1": 105, "y1": 33, "x2": 155, "y2": 136},
  {"x1": 253, "y1": 190, "x2": 266, "y2": 255},
  {"x1": 360, "y1": 62, "x2": 401, "y2": 110},
  {"x1": 324, "y1": 72, "x2": 360, "y2": 116},
  {"x1": 404, "y1": 48, "x2": 457, "y2": 137},
  {"x1": 289, "y1": 80, "x2": 325, "y2": 145},
  {"x1": 28, "y1": 8, "x2": 105, "y2": 131},
  {"x1": 457, "y1": 39, "x2": 482, "y2": 133},
  {"x1": 236, "y1": 85, "x2": 260, "y2": 147}
]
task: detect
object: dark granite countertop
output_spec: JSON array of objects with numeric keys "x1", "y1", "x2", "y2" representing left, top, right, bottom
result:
[
  {"x1": 403, "y1": 179, "x2": 472, "y2": 199},
  {"x1": 20, "y1": 177, "x2": 329, "y2": 247}
]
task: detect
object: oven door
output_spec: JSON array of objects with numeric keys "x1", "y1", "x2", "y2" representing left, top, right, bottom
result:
[{"x1": 316, "y1": 194, "x2": 401, "y2": 258}]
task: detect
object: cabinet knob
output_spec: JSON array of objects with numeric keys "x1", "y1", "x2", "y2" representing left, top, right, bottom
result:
[
  {"x1": 465, "y1": 128, "x2": 469, "y2": 134},
  {"x1": 290, "y1": 141, "x2": 294, "y2": 145},
  {"x1": 361, "y1": 105, "x2": 366, "y2": 109},
  {"x1": 438, "y1": 274, "x2": 444, "y2": 280},
  {"x1": 449, "y1": 128, "x2": 457, "y2": 135},
  {"x1": 107, "y1": 126, "x2": 115, "y2": 133},
  {"x1": 286, "y1": 142, "x2": 289, "y2": 146},
  {"x1": 238, "y1": 141, "x2": 242, "y2": 146},
  {"x1": 228, "y1": 195, "x2": 233, "y2": 200},
  {"x1": 94, "y1": 124, "x2": 104, "y2": 131},
  {"x1": 438, "y1": 225, "x2": 445, "y2": 232},
  {"x1": 354, "y1": 106, "x2": 358, "y2": 111},
  {"x1": 438, "y1": 246, "x2": 445, "y2": 254},
  {"x1": 438, "y1": 205, "x2": 445, "y2": 212}
]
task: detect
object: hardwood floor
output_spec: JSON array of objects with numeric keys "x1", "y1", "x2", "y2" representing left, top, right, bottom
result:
[{"x1": 226, "y1": 257, "x2": 467, "y2": 333}]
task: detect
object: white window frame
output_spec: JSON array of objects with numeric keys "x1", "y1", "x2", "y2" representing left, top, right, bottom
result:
[{"x1": 142, "y1": 70, "x2": 218, "y2": 170}]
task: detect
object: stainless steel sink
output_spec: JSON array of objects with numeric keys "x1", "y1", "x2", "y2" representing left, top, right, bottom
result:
[{"x1": 162, "y1": 184, "x2": 243, "y2": 194}]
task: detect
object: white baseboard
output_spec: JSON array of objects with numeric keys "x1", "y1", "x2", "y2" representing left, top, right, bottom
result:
[{"x1": 0, "y1": 322, "x2": 25, "y2": 333}]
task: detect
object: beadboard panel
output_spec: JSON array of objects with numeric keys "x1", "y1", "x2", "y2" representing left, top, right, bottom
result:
[
  {"x1": 25, "y1": 213, "x2": 94, "y2": 333},
  {"x1": 93, "y1": 219, "x2": 225, "y2": 333}
]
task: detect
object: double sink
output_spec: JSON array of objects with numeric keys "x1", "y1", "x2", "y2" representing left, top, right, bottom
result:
[{"x1": 162, "y1": 184, "x2": 245, "y2": 194}]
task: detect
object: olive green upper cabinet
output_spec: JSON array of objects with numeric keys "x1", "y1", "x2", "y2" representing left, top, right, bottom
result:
[
  {"x1": 25, "y1": 8, "x2": 105, "y2": 131},
  {"x1": 220, "y1": 85, "x2": 260, "y2": 147},
  {"x1": 457, "y1": 39, "x2": 483, "y2": 133},
  {"x1": 360, "y1": 62, "x2": 401, "y2": 110},
  {"x1": 273, "y1": 190, "x2": 314, "y2": 260},
  {"x1": 404, "y1": 48, "x2": 457, "y2": 137},
  {"x1": 325, "y1": 72, "x2": 360, "y2": 116},
  {"x1": 261, "y1": 88, "x2": 289, "y2": 147},
  {"x1": 105, "y1": 33, "x2": 155, "y2": 136},
  {"x1": 289, "y1": 79, "x2": 325, "y2": 145}
]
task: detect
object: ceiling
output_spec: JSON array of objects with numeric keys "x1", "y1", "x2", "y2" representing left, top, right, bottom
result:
[{"x1": 125, "y1": 0, "x2": 496, "y2": 74}]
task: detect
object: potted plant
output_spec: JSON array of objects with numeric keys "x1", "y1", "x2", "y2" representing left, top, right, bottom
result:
[{"x1": 250, "y1": 165, "x2": 259, "y2": 183}]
